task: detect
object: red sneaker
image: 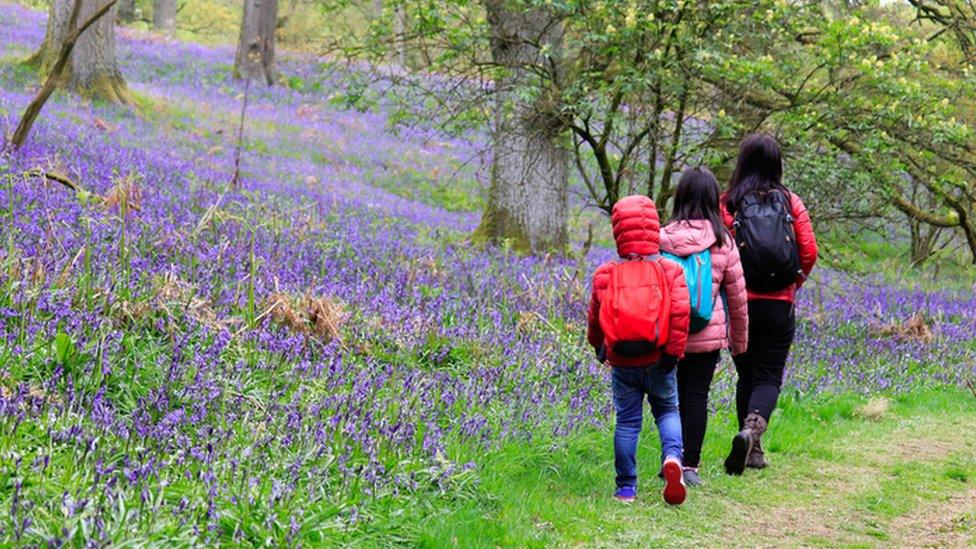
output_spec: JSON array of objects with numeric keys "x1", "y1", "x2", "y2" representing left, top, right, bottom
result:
[{"x1": 662, "y1": 457, "x2": 687, "y2": 505}]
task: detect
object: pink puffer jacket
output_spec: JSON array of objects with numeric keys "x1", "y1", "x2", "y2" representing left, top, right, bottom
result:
[{"x1": 660, "y1": 220, "x2": 749, "y2": 355}]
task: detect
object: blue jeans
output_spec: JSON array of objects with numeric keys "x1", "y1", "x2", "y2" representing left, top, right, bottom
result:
[{"x1": 611, "y1": 365, "x2": 683, "y2": 488}]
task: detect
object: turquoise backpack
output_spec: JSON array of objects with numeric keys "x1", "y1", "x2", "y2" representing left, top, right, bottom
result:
[{"x1": 662, "y1": 249, "x2": 713, "y2": 333}]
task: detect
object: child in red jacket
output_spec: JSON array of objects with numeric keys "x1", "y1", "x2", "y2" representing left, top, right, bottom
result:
[{"x1": 587, "y1": 195, "x2": 691, "y2": 504}]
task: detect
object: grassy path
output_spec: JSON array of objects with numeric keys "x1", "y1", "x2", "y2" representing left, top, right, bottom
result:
[{"x1": 412, "y1": 388, "x2": 976, "y2": 547}]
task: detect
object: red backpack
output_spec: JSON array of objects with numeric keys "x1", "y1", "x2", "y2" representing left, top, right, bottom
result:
[{"x1": 599, "y1": 256, "x2": 672, "y2": 358}]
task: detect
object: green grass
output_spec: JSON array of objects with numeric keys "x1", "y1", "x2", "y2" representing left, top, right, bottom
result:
[{"x1": 406, "y1": 388, "x2": 976, "y2": 547}]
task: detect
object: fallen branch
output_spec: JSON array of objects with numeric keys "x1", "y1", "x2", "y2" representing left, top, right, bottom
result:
[
  {"x1": 7, "y1": 0, "x2": 119, "y2": 151},
  {"x1": 966, "y1": 378, "x2": 976, "y2": 403},
  {"x1": 24, "y1": 169, "x2": 85, "y2": 194}
]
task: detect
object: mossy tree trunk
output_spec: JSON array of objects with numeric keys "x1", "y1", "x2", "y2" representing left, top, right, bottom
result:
[
  {"x1": 475, "y1": 0, "x2": 569, "y2": 255},
  {"x1": 28, "y1": 0, "x2": 131, "y2": 104},
  {"x1": 153, "y1": 0, "x2": 176, "y2": 35},
  {"x1": 73, "y1": 0, "x2": 130, "y2": 102},
  {"x1": 234, "y1": 0, "x2": 277, "y2": 85},
  {"x1": 25, "y1": 0, "x2": 73, "y2": 72},
  {"x1": 117, "y1": 0, "x2": 135, "y2": 22}
]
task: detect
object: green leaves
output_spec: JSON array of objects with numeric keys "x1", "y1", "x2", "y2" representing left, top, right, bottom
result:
[
  {"x1": 53, "y1": 330, "x2": 77, "y2": 367},
  {"x1": 325, "y1": 0, "x2": 976, "y2": 261}
]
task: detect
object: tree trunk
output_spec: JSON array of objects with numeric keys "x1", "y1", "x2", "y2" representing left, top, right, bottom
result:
[
  {"x1": 908, "y1": 183, "x2": 939, "y2": 266},
  {"x1": 73, "y1": 0, "x2": 129, "y2": 101},
  {"x1": 117, "y1": 0, "x2": 136, "y2": 22},
  {"x1": 909, "y1": 219, "x2": 937, "y2": 266},
  {"x1": 654, "y1": 88, "x2": 690, "y2": 217},
  {"x1": 234, "y1": 0, "x2": 277, "y2": 85},
  {"x1": 475, "y1": 1, "x2": 569, "y2": 254},
  {"x1": 153, "y1": 0, "x2": 176, "y2": 35},
  {"x1": 11, "y1": 0, "x2": 120, "y2": 150},
  {"x1": 27, "y1": 0, "x2": 130, "y2": 104},
  {"x1": 394, "y1": 6, "x2": 407, "y2": 67},
  {"x1": 25, "y1": 0, "x2": 73, "y2": 71},
  {"x1": 955, "y1": 205, "x2": 976, "y2": 264}
]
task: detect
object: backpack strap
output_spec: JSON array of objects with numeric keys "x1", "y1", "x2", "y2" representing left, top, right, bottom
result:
[
  {"x1": 774, "y1": 190, "x2": 795, "y2": 222},
  {"x1": 720, "y1": 287, "x2": 730, "y2": 340},
  {"x1": 732, "y1": 194, "x2": 755, "y2": 230}
]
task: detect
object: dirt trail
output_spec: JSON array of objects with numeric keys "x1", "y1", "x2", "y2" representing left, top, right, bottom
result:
[
  {"x1": 725, "y1": 412, "x2": 976, "y2": 547},
  {"x1": 887, "y1": 488, "x2": 976, "y2": 548}
]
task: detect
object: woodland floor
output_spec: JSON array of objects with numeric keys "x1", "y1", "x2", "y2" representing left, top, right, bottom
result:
[{"x1": 416, "y1": 389, "x2": 976, "y2": 547}]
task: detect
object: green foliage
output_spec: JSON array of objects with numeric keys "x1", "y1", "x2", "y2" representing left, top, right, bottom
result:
[
  {"x1": 334, "y1": 0, "x2": 976, "y2": 265},
  {"x1": 703, "y1": 1, "x2": 976, "y2": 262},
  {"x1": 820, "y1": 226, "x2": 976, "y2": 288},
  {"x1": 327, "y1": 74, "x2": 378, "y2": 112},
  {"x1": 52, "y1": 331, "x2": 78, "y2": 367}
]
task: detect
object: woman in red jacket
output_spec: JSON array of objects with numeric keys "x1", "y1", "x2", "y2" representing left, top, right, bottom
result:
[{"x1": 720, "y1": 134, "x2": 818, "y2": 475}]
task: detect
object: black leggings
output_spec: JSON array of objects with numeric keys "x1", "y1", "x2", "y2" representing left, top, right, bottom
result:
[
  {"x1": 733, "y1": 300, "x2": 796, "y2": 426},
  {"x1": 676, "y1": 350, "x2": 720, "y2": 468}
]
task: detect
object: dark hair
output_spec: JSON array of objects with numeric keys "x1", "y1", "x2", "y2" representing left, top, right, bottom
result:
[
  {"x1": 725, "y1": 133, "x2": 786, "y2": 214},
  {"x1": 669, "y1": 166, "x2": 726, "y2": 247}
]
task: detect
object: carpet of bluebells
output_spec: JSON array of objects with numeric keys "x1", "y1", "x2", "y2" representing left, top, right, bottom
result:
[{"x1": 0, "y1": 3, "x2": 974, "y2": 545}]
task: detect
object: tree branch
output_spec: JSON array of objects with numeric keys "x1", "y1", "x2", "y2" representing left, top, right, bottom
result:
[
  {"x1": 7, "y1": 0, "x2": 119, "y2": 151},
  {"x1": 25, "y1": 169, "x2": 84, "y2": 193}
]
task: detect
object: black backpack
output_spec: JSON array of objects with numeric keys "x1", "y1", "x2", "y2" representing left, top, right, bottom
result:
[{"x1": 732, "y1": 191, "x2": 802, "y2": 292}]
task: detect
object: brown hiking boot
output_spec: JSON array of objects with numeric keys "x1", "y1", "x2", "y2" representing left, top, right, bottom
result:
[
  {"x1": 724, "y1": 428, "x2": 753, "y2": 475},
  {"x1": 745, "y1": 413, "x2": 769, "y2": 469},
  {"x1": 725, "y1": 412, "x2": 766, "y2": 475}
]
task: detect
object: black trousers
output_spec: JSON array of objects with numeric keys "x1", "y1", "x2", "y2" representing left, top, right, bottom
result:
[
  {"x1": 676, "y1": 350, "x2": 720, "y2": 468},
  {"x1": 733, "y1": 300, "x2": 796, "y2": 426}
]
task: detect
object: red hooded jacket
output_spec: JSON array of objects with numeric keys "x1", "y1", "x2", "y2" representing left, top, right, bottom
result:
[
  {"x1": 587, "y1": 196, "x2": 691, "y2": 366},
  {"x1": 720, "y1": 191, "x2": 818, "y2": 303}
]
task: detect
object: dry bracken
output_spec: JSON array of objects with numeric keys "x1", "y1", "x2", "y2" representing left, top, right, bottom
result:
[
  {"x1": 264, "y1": 292, "x2": 344, "y2": 343},
  {"x1": 872, "y1": 313, "x2": 934, "y2": 344}
]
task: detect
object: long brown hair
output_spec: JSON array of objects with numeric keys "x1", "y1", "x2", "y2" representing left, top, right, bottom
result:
[
  {"x1": 670, "y1": 167, "x2": 726, "y2": 247},
  {"x1": 725, "y1": 133, "x2": 786, "y2": 214}
]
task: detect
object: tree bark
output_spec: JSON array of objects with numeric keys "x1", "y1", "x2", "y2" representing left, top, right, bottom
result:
[
  {"x1": 117, "y1": 0, "x2": 136, "y2": 22},
  {"x1": 73, "y1": 0, "x2": 129, "y2": 101},
  {"x1": 910, "y1": 220, "x2": 940, "y2": 266},
  {"x1": 234, "y1": 0, "x2": 277, "y2": 85},
  {"x1": 654, "y1": 87, "x2": 690, "y2": 217},
  {"x1": 27, "y1": 0, "x2": 130, "y2": 104},
  {"x1": 153, "y1": 0, "x2": 176, "y2": 35},
  {"x1": 908, "y1": 183, "x2": 941, "y2": 265},
  {"x1": 475, "y1": 0, "x2": 569, "y2": 254},
  {"x1": 10, "y1": 0, "x2": 119, "y2": 150},
  {"x1": 25, "y1": 0, "x2": 74, "y2": 72},
  {"x1": 394, "y1": 5, "x2": 407, "y2": 67}
]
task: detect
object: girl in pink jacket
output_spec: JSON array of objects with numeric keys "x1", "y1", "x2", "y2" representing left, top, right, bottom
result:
[{"x1": 660, "y1": 168, "x2": 749, "y2": 487}]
